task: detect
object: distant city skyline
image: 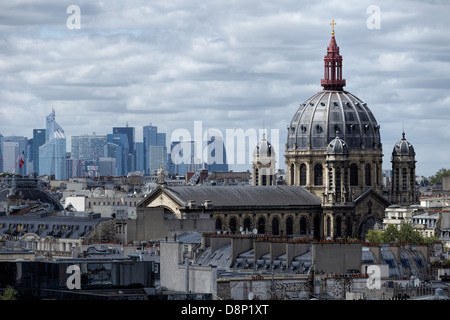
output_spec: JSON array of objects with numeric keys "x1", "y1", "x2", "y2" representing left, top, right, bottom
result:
[{"x1": 0, "y1": 1, "x2": 448, "y2": 177}]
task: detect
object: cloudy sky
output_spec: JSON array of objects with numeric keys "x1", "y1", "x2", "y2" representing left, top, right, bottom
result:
[{"x1": 0, "y1": 0, "x2": 449, "y2": 177}]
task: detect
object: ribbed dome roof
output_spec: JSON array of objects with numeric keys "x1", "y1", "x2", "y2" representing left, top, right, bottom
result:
[
  {"x1": 254, "y1": 135, "x2": 273, "y2": 157},
  {"x1": 393, "y1": 132, "x2": 415, "y2": 156},
  {"x1": 287, "y1": 90, "x2": 381, "y2": 151},
  {"x1": 326, "y1": 133, "x2": 349, "y2": 155}
]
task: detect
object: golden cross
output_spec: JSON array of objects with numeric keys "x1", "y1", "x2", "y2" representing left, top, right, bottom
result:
[{"x1": 330, "y1": 19, "x2": 336, "y2": 36}]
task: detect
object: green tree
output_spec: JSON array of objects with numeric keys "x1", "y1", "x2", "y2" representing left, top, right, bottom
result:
[
  {"x1": 429, "y1": 168, "x2": 450, "y2": 186},
  {"x1": 398, "y1": 223, "x2": 424, "y2": 244},
  {"x1": 382, "y1": 224, "x2": 400, "y2": 243},
  {"x1": 366, "y1": 229, "x2": 384, "y2": 244},
  {"x1": 0, "y1": 286, "x2": 17, "y2": 300}
]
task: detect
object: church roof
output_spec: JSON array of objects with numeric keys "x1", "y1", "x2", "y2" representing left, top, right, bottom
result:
[
  {"x1": 139, "y1": 185, "x2": 322, "y2": 209},
  {"x1": 393, "y1": 132, "x2": 415, "y2": 156},
  {"x1": 253, "y1": 134, "x2": 274, "y2": 158},
  {"x1": 287, "y1": 28, "x2": 381, "y2": 152},
  {"x1": 287, "y1": 90, "x2": 381, "y2": 151},
  {"x1": 326, "y1": 133, "x2": 349, "y2": 155}
]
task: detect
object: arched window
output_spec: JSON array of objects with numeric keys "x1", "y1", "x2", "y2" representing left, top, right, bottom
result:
[
  {"x1": 272, "y1": 217, "x2": 280, "y2": 235},
  {"x1": 402, "y1": 168, "x2": 407, "y2": 190},
  {"x1": 350, "y1": 163, "x2": 358, "y2": 186},
  {"x1": 313, "y1": 215, "x2": 321, "y2": 240},
  {"x1": 376, "y1": 164, "x2": 380, "y2": 185},
  {"x1": 336, "y1": 168, "x2": 341, "y2": 200},
  {"x1": 326, "y1": 216, "x2": 331, "y2": 237},
  {"x1": 300, "y1": 163, "x2": 307, "y2": 186},
  {"x1": 365, "y1": 163, "x2": 371, "y2": 186},
  {"x1": 410, "y1": 168, "x2": 415, "y2": 189},
  {"x1": 395, "y1": 168, "x2": 400, "y2": 191},
  {"x1": 336, "y1": 216, "x2": 342, "y2": 237},
  {"x1": 300, "y1": 216, "x2": 307, "y2": 235},
  {"x1": 345, "y1": 216, "x2": 352, "y2": 238},
  {"x1": 257, "y1": 217, "x2": 266, "y2": 235},
  {"x1": 243, "y1": 218, "x2": 251, "y2": 232},
  {"x1": 314, "y1": 163, "x2": 323, "y2": 186},
  {"x1": 229, "y1": 217, "x2": 237, "y2": 233},
  {"x1": 215, "y1": 218, "x2": 222, "y2": 231},
  {"x1": 290, "y1": 163, "x2": 295, "y2": 185},
  {"x1": 255, "y1": 168, "x2": 259, "y2": 185},
  {"x1": 286, "y1": 217, "x2": 293, "y2": 235}
]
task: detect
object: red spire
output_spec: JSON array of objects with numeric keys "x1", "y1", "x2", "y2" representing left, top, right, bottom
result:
[{"x1": 321, "y1": 20, "x2": 346, "y2": 91}]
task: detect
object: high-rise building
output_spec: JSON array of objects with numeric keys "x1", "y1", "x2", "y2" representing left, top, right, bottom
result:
[
  {"x1": 113, "y1": 126, "x2": 135, "y2": 172},
  {"x1": 205, "y1": 136, "x2": 229, "y2": 173},
  {"x1": 32, "y1": 129, "x2": 46, "y2": 175},
  {"x1": 71, "y1": 134, "x2": 106, "y2": 161},
  {"x1": 143, "y1": 124, "x2": 166, "y2": 174},
  {"x1": 148, "y1": 145, "x2": 167, "y2": 175},
  {"x1": 66, "y1": 158, "x2": 84, "y2": 178},
  {"x1": 106, "y1": 134, "x2": 129, "y2": 176},
  {"x1": 2, "y1": 141, "x2": 19, "y2": 174},
  {"x1": 39, "y1": 110, "x2": 67, "y2": 180},
  {"x1": 98, "y1": 157, "x2": 116, "y2": 176},
  {"x1": 168, "y1": 140, "x2": 202, "y2": 175},
  {"x1": 134, "y1": 142, "x2": 144, "y2": 173},
  {"x1": 2, "y1": 136, "x2": 28, "y2": 175}
]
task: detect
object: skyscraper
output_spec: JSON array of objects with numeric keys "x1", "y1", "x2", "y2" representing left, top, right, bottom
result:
[
  {"x1": 39, "y1": 110, "x2": 67, "y2": 180},
  {"x1": 134, "y1": 142, "x2": 144, "y2": 173},
  {"x1": 71, "y1": 134, "x2": 106, "y2": 160},
  {"x1": 2, "y1": 141, "x2": 19, "y2": 174},
  {"x1": 106, "y1": 133, "x2": 129, "y2": 176},
  {"x1": 32, "y1": 129, "x2": 46, "y2": 175},
  {"x1": 143, "y1": 124, "x2": 166, "y2": 175},
  {"x1": 113, "y1": 126, "x2": 135, "y2": 172},
  {"x1": 148, "y1": 145, "x2": 167, "y2": 175},
  {"x1": 2, "y1": 136, "x2": 28, "y2": 175},
  {"x1": 205, "y1": 136, "x2": 229, "y2": 173},
  {"x1": 168, "y1": 140, "x2": 202, "y2": 175}
]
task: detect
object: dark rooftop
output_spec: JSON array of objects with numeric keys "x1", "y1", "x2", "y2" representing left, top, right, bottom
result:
[{"x1": 143, "y1": 185, "x2": 322, "y2": 208}]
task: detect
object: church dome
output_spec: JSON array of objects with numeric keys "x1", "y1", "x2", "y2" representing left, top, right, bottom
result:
[
  {"x1": 286, "y1": 32, "x2": 381, "y2": 151},
  {"x1": 287, "y1": 90, "x2": 381, "y2": 151},
  {"x1": 393, "y1": 132, "x2": 415, "y2": 156},
  {"x1": 254, "y1": 135, "x2": 273, "y2": 157},
  {"x1": 326, "y1": 132, "x2": 349, "y2": 155}
]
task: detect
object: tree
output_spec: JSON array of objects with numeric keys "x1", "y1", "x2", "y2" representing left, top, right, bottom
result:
[
  {"x1": 0, "y1": 286, "x2": 17, "y2": 300},
  {"x1": 382, "y1": 224, "x2": 399, "y2": 243},
  {"x1": 429, "y1": 168, "x2": 450, "y2": 186},
  {"x1": 366, "y1": 229, "x2": 384, "y2": 244},
  {"x1": 398, "y1": 223, "x2": 423, "y2": 244},
  {"x1": 365, "y1": 223, "x2": 439, "y2": 245}
]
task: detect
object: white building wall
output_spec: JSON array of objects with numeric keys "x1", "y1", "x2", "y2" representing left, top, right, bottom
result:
[{"x1": 160, "y1": 241, "x2": 217, "y2": 296}]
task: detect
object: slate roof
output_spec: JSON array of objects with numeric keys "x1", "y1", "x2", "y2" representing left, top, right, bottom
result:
[
  {"x1": 139, "y1": 185, "x2": 322, "y2": 208},
  {"x1": 0, "y1": 212, "x2": 110, "y2": 239},
  {"x1": 0, "y1": 176, "x2": 64, "y2": 212}
]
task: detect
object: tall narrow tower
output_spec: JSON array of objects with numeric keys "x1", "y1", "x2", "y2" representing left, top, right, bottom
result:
[
  {"x1": 321, "y1": 20, "x2": 346, "y2": 91},
  {"x1": 391, "y1": 132, "x2": 418, "y2": 205},
  {"x1": 285, "y1": 22, "x2": 383, "y2": 198},
  {"x1": 252, "y1": 134, "x2": 276, "y2": 186},
  {"x1": 324, "y1": 132, "x2": 350, "y2": 204}
]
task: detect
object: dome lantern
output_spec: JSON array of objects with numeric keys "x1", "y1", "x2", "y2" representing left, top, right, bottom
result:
[{"x1": 321, "y1": 20, "x2": 346, "y2": 91}]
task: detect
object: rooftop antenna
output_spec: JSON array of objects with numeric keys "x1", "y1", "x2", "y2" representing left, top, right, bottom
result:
[
  {"x1": 262, "y1": 120, "x2": 266, "y2": 140},
  {"x1": 402, "y1": 120, "x2": 405, "y2": 139}
]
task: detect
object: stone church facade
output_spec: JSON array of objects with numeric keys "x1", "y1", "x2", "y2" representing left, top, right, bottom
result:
[{"x1": 135, "y1": 27, "x2": 417, "y2": 241}]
